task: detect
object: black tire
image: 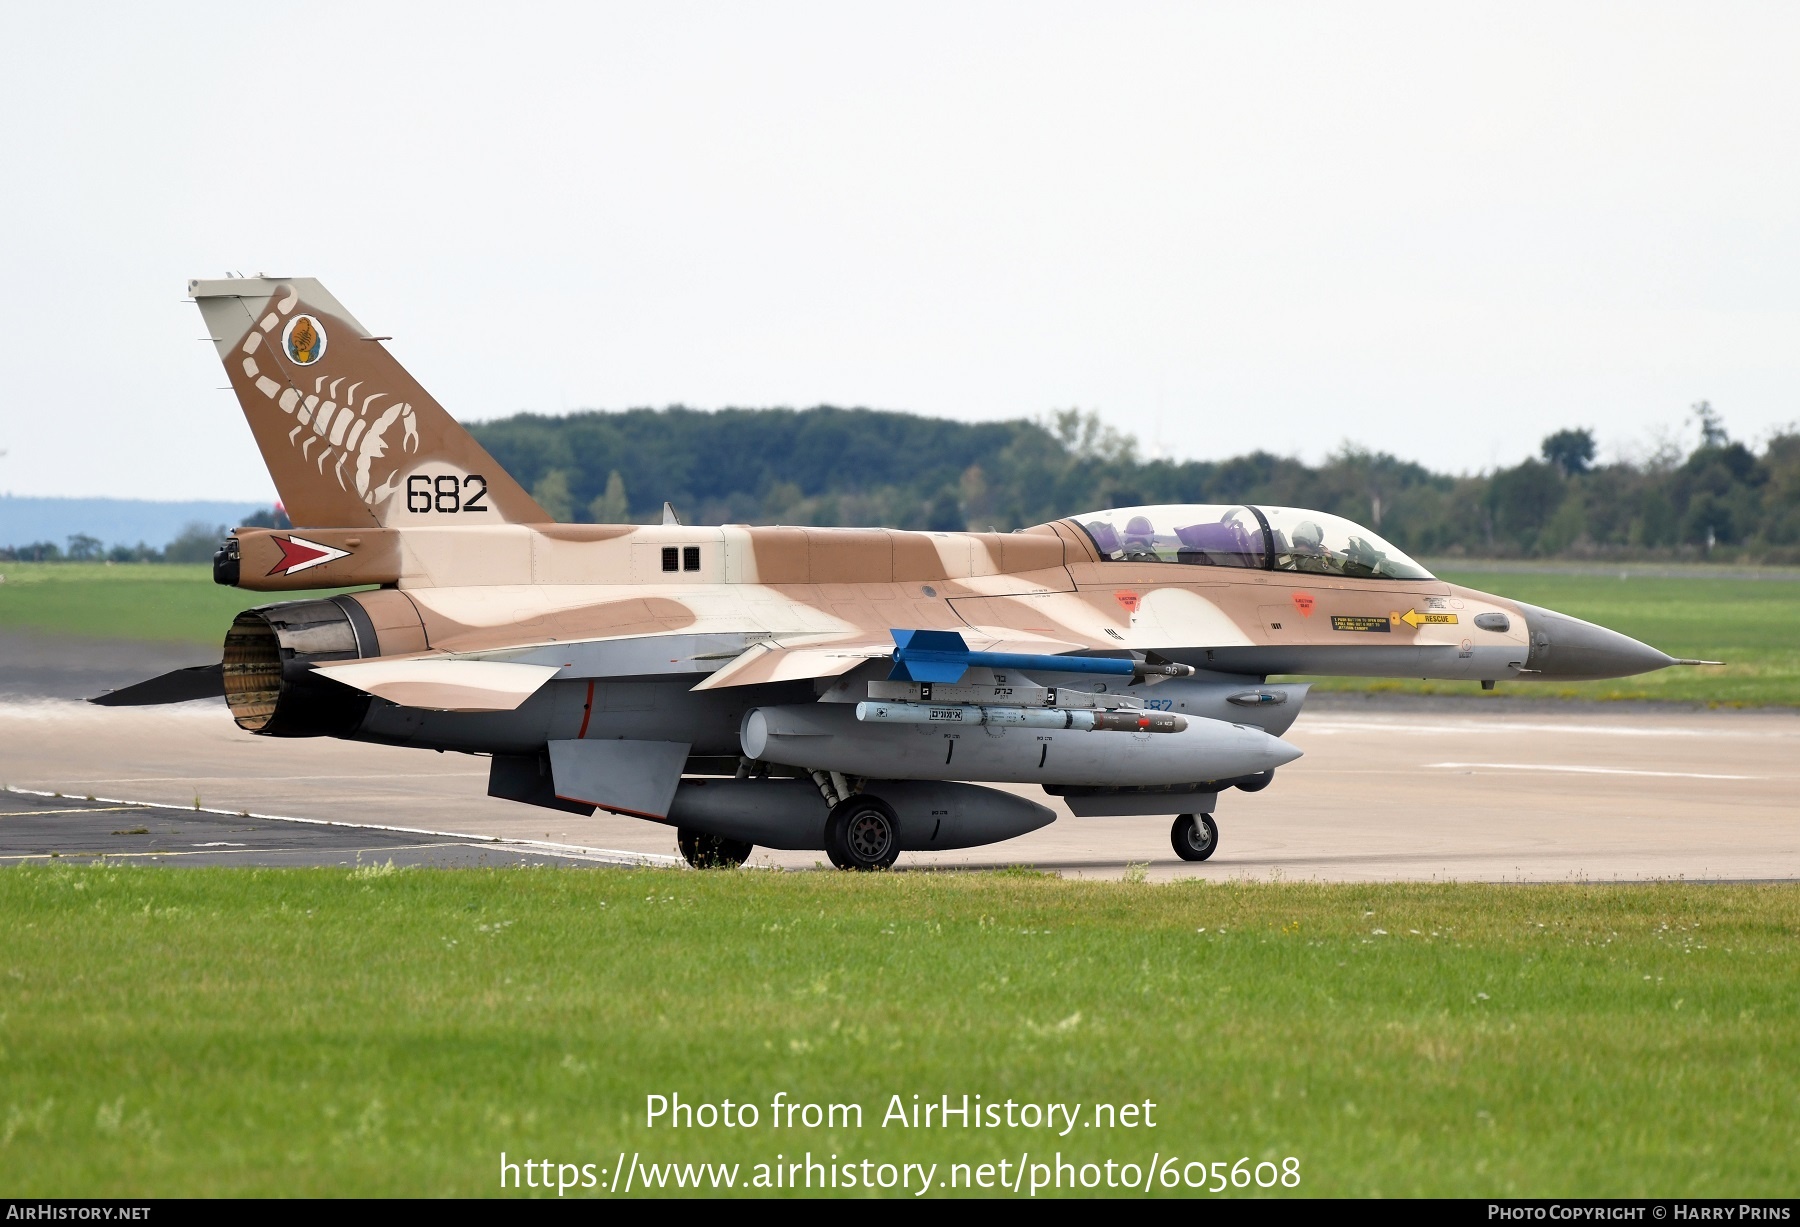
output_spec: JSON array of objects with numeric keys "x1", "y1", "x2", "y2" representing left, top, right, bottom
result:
[
  {"x1": 824, "y1": 796, "x2": 900, "y2": 871},
  {"x1": 1171, "y1": 813, "x2": 1218, "y2": 862},
  {"x1": 1234, "y1": 770, "x2": 1274, "y2": 793},
  {"x1": 677, "y1": 827, "x2": 753, "y2": 869}
]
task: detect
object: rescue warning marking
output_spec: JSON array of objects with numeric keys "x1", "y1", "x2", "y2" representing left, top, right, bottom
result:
[{"x1": 1330, "y1": 615, "x2": 1391, "y2": 633}]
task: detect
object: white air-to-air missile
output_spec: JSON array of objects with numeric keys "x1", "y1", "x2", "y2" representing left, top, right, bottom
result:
[{"x1": 94, "y1": 278, "x2": 1715, "y2": 870}]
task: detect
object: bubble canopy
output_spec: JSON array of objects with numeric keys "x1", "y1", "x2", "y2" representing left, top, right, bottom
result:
[{"x1": 1069, "y1": 505, "x2": 1434, "y2": 581}]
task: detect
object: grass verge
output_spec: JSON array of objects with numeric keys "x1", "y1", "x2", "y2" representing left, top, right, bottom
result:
[
  {"x1": 1288, "y1": 569, "x2": 1800, "y2": 707},
  {"x1": 1, "y1": 866, "x2": 1794, "y2": 1197},
  {"x1": 0, "y1": 563, "x2": 353, "y2": 646}
]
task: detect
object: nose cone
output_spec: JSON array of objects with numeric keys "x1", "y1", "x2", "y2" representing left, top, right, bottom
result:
[
  {"x1": 1200, "y1": 720, "x2": 1304, "y2": 779},
  {"x1": 1515, "y1": 602, "x2": 1676, "y2": 681},
  {"x1": 1264, "y1": 733, "x2": 1305, "y2": 769},
  {"x1": 1231, "y1": 723, "x2": 1304, "y2": 771}
]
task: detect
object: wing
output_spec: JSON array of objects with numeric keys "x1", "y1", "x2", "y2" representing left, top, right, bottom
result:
[
  {"x1": 690, "y1": 636, "x2": 893, "y2": 690},
  {"x1": 689, "y1": 629, "x2": 1116, "y2": 691}
]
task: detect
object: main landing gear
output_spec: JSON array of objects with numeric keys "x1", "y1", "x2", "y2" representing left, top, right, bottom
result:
[
  {"x1": 1171, "y1": 813, "x2": 1218, "y2": 862},
  {"x1": 825, "y1": 795, "x2": 901, "y2": 871},
  {"x1": 677, "y1": 827, "x2": 753, "y2": 869}
]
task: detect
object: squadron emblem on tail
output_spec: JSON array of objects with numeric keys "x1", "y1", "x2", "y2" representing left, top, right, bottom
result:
[
  {"x1": 282, "y1": 314, "x2": 327, "y2": 365},
  {"x1": 191, "y1": 276, "x2": 545, "y2": 528}
]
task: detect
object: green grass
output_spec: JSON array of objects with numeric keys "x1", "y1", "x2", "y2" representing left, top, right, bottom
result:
[
  {"x1": 1, "y1": 866, "x2": 1795, "y2": 1197},
  {"x1": 0, "y1": 562, "x2": 353, "y2": 646},
  {"x1": 1290, "y1": 568, "x2": 1800, "y2": 707}
]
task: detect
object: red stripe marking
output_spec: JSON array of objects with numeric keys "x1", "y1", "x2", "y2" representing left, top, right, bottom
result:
[
  {"x1": 576, "y1": 680, "x2": 594, "y2": 739},
  {"x1": 554, "y1": 793, "x2": 667, "y2": 821},
  {"x1": 268, "y1": 536, "x2": 329, "y2": 576}
]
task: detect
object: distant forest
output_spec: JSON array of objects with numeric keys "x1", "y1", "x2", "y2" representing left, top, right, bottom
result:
[
  {"x1": 7, "y1": 404, "x2": 1793, "y2": 564},
  {"x1": 471, "y1": 403, "x2": 1800, "y2": 563}
]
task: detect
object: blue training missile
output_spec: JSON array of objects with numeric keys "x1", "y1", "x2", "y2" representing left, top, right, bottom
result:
[{"x1": 887, "y1": 629, "x2": 1193, "y2": 684}]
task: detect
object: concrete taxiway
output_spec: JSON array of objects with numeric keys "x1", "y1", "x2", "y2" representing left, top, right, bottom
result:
[{"x1": 1, "y1": 687, "x2": 1793, "y2": 881}]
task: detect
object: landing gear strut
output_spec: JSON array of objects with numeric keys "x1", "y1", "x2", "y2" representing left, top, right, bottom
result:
[
  {"x1": 1171, "y1": 813, "x2": 1218, "y2": 862},
  {"x1": 677, "y1": 827, "x2": 753, "y2": 869},
  {"x1": 825, "y1": 795, "x2": 901, "y2": 871}
]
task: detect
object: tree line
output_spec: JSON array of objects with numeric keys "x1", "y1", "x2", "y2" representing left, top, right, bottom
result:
[
  {"x1": 0, "y1": 509, "x2": 292, "y2": 564},
  {"x1": 8, "y1": 403, "x2": 1791, "y2": 563},
  {"x1": 471, "y1": 402, "x2": 1800, "y2": 563}
]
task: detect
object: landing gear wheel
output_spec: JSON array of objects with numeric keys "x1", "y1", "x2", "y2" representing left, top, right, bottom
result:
[
  {"x1": 1171, "y1": 813, "x2": 1218, "y2": 862},
  {"x1": 677, "y1": 828, "x2": 753, "y2": 869},
  {"x1": 824, "y1": 796, "x2": 900, "y2": 871}
]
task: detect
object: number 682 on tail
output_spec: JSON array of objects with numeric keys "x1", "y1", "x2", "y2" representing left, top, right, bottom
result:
[{"x1": 406, "y1": 473, "x2": 489, "y2": 514}]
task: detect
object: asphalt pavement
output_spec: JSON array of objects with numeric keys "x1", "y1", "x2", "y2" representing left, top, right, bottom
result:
[
  {"x1": 0, "y1": 789, "x2": 665, "y2": 869},
  {"x1": 1, "y1": 632, "x2": 1795, "y2": 880}
]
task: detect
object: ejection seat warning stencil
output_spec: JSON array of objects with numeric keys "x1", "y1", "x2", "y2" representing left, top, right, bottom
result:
[{"x1": 1331, "y1": 615, "x2": 1392, "y2": 633}]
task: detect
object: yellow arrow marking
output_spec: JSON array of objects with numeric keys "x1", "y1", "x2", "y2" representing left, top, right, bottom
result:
[{"x1": 1399, "y1": 609, "x2": 1459, "y2": 628}]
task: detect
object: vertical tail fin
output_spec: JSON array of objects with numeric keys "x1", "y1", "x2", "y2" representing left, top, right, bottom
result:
[{"x1": 191, "y1": 277, "x2": 546, "y2": 528}]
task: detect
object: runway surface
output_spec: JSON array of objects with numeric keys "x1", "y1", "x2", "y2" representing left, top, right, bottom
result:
[
  {"x1": 0, "y1": 789, "x2": 660, "y2": 869},
  {"x1": 2, "y1": 686, "x2": 1794, "y2": 880}
]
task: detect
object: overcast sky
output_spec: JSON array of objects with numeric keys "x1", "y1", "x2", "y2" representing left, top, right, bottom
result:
[{"x1": 1, "y1": 3, "x2": 1796, "y2": 502}]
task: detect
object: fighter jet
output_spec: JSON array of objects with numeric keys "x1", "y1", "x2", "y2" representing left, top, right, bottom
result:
[{"x1": 96, "y1": 277, "x2": 1710, "y2": 869}]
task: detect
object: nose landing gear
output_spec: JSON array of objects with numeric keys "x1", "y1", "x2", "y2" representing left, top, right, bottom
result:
[{"x1": 1171, "y1": 813, "x2": 1218, "y2": 862}]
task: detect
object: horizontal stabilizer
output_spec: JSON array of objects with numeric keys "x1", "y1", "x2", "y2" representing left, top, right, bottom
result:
[
  {"x1": 313, "y1": 658, "x2": 559, "y2": 711},
  {"x1": 89, "y1": 663, "x2": 224, "y2": 706}
]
